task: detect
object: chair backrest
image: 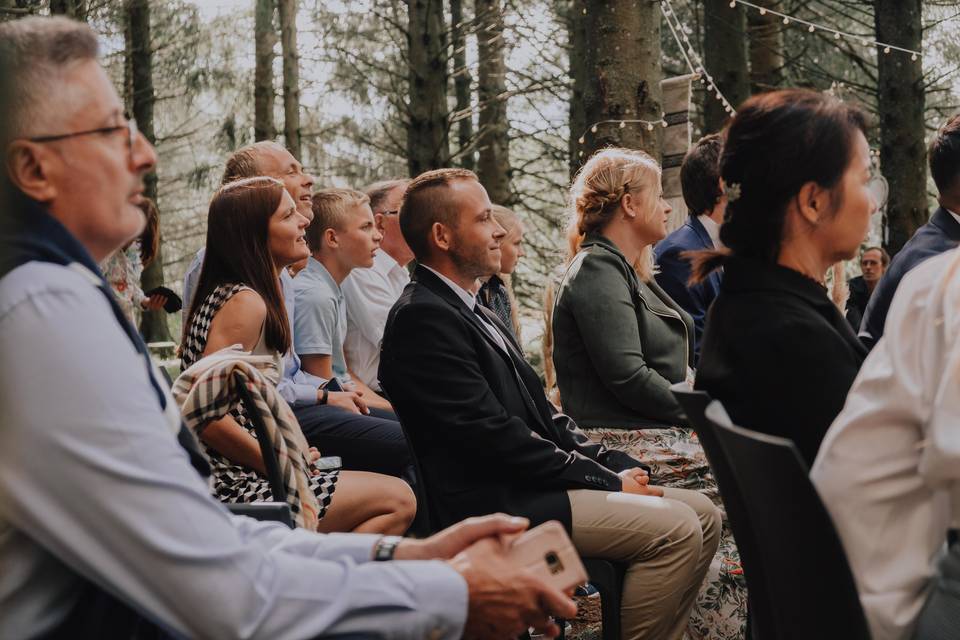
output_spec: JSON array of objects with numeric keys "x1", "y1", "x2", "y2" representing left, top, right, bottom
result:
[
  {"x1": 704, "y1": 400, "x2": 871, "y2": 640},
  {"x1": 671, "y1": 382, "x2": 774, "y2": 639},
  {"x1": 233, "y1": 371, "x2": 288, "y2": 503}
]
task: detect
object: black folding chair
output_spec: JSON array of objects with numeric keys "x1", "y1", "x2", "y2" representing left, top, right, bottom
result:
[
  {"x1": 671, "y1": 382, "x2": 771, "y2": 640},
  {"x1": 704, "y1": 400, "x2": 871, "y2": 640}
]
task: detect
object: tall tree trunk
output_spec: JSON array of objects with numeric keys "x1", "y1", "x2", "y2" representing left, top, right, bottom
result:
[
  {"x1": 49, "y1": 0, "x2": 85, "y2": 19},
  {"x1": 126, "y1": 0, "x2": 168, "y2": 342},
  {"x1": 450, "y1": 0, "x2": 474, "y2": 170},
  {"x1": 703, "y1": 0, "x2": 749, "y2": 133},
  {"x1": 406, "y1": 0, "x2": 450, "y2": 176},
  {"x1": 254, "y1": 0, "x2": 276, "y2": 142},
  {"x1": 875, "y1": 0, "x2": 926, "y2": 255},
  {"x1": 277, "y1": 0, "x2": 301, "y2": 160},
  {"x1": 747, "y1": 0, "x2": 784, "y2": 93},
  {"x1": 567, "y1": 0, "x2": 587, "y2": 178},
  {"x1": 475, "y1": 0, "x2": 511, "y2": 205},
  {"x1": 581, "y1": 0, "x2": 661, "y2": 160}
]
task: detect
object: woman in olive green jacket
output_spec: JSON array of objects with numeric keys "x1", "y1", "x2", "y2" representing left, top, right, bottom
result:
[
  {"x1": 551, "y1": 147, "x2": 745, "y2": 639},
  {"x1": 553, "y1": 149, "x2": 694, "y2": 428}
]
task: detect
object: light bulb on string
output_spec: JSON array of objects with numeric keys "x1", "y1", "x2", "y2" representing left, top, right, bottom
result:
[
  {"x1": 808, "y1": 25, "x2": 815, "y2": 33},
  {"x1": 619, "y1": 121, "x2": 626, "y2": 129},
  {"x1": 759, "y1": 7, "x2": 766, "y2": 15},
  {"x1": 578, "y1": 136, "x2": 585, "y2": 144},
  {"x1": 834, "y1": 32, "x2": 841, "y2": 40},
  {"x1": 646, "y1": 123, "x2": 654, "y2": 131},
  {"x1": 782, "y1": 17, "x2": 789, "y2": 25},
  {"x1": 590, "y1": 125, "x2": 598, "y2": 133},
  {"x1": 728, "y1": 0, "x2": 735, "y2": 7},
  {"x1": 661, "y1": 120, "x2": 668, "y2": 128},
  {"x1": 883, "y1": 46, "x2": 891, "y2": 54},
  {"x1": 912, "y1": 52, "x2": 918, "y2": 61}
]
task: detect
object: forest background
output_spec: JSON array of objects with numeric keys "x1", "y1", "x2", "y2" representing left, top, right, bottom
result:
[{"x1": 3, "y1": 0, "x2": 958, "y2": 369}]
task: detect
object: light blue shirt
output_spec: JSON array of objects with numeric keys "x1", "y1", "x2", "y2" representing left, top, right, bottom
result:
[
  {"x1": 293, "y1": 257, "x2": 351, "y2": 383},
  {"x1": 0, "y1": 260, "x2": 467, "y2": 639},
  {"x1": 183, "y1": 247, "x2": 324, "y2": 407}
]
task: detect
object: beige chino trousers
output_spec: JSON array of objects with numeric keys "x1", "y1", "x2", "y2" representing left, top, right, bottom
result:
[{"x1": 568, "y1": 486, "x2": 721, "y2": 640}]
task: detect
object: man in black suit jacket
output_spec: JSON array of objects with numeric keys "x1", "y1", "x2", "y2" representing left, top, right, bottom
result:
[
  {"x1": 860, "y1": 115, "x2": 960, "y2": 349},
  {"x1": 380, "y1": 168, "x2": 720, "y2": 640}
]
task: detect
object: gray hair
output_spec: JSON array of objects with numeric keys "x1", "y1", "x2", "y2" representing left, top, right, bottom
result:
[
  {"x1": 364, "y1": 178, "x2": 409, "y2": 213},
  {"x1": 0, "y1": 17, "x2": 99, "y2": 142}
]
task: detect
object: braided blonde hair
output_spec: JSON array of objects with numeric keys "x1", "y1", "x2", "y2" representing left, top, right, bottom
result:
[{"x1": 567, "y1": 148, "x2": 661, "y2": 281}]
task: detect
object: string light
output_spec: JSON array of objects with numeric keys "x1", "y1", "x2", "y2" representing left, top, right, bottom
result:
[
  {"x1": 661, "y1": 0, "x2": 737, "y2": 116},
  {"x1": 727, "y1": 0, "x2": 922, "y2": 59},
  {"x1": 575, "y1": 118, "x2": 672, "y2": 147}
]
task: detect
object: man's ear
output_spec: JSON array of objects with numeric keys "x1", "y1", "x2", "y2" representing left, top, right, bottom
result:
[
  {"x1": 795, "y1": 181, "x2": 829, "y2": 226},
  {"x1": 374, "y1": 212, "x2": 387, "y2": 234},
  {"x1": 6, "y1": 141, "x2": 57, "y2": 203},
  {"x1": 431, "y1": 222, "x2": 451, "y2": 252}
]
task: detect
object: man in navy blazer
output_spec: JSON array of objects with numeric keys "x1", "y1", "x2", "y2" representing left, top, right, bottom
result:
[
  {"x1": 860, "y1": 115, "x2": 960, "y2": 349},
  {"x1": 655, "y1": 134, "x2": 724, "y2": 362}
]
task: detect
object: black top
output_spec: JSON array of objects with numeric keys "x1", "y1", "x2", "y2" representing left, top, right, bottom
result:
[
  {"x1": 695, "y1": 256, "x2": 867, "y2": 467},
  {"x1": 379, "y1": 266, "x2": 644, "y2": 532}
]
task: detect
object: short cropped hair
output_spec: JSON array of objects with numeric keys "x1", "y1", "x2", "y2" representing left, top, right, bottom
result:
[
  {"x1": 364, "y1": 179, "x2": 410, "y2": 213},
  {"x1": 861, "y1": 246, "x2": 890, "y2": 267},
  {"x1": 306, "y1": 188, "x2": 370, "y2": 253},
  {"x1": 929, "y1": 114, "x2": 960, "y2": 197},
  {"x1": 0, "y1": 17, "x2": 99, "y2": 142},
  {"x1": 399, "y1": 168, "x2": 478, "y2": 260},
  {"x1": 680, "y1": 133, "x2": 723, "y2": 217},
  {"x1": 221, "y1": 141, "x2": 287, "y2": 185}
]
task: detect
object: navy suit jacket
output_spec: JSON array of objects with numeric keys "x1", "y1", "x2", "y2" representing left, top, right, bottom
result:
[
  {"x1": 860, "y1": 207, "x2": 960, "y2": 349},
  {"x1": 654, "y1": 215, "x2": 722, "y2": 362}
]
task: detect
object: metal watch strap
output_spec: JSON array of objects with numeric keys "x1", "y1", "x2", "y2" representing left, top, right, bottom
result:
[{"x1": 373, "y1": 535, "x2": 402, "y2": 561}]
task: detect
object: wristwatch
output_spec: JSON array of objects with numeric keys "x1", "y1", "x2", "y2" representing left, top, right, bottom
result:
[{"x1": 373, "y1": 535, "x2": 403, "y2": 561}]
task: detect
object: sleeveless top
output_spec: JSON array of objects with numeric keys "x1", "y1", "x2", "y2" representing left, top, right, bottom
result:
[{"x1": 181, "y1": 284, "x2": 337, "y2": 514}]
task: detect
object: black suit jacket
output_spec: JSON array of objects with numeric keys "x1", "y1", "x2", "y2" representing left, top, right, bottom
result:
[
  {"x1": 379, "y1": 266, "x2": 643, "y2": 531},
  {"x1": 860, "y1": 207, "x2": 960, "y2": 348}
]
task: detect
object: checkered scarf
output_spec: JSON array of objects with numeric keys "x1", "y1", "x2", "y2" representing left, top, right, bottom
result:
[{"x1": 172, "y1": 348, "x2": 321, "y2": 530}]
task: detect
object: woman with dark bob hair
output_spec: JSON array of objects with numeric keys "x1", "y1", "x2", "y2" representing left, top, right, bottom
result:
[
  {"x1": 182, "y1": 177, "x2": 415, "y2": 534},
  {"x1": 693, "y1": 89, "x2": 877, "y2": 466}
]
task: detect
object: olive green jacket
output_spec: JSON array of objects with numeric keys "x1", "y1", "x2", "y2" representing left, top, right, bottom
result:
[{"x1": 552, "y1": 233, "x2": 694, "y2": 428}]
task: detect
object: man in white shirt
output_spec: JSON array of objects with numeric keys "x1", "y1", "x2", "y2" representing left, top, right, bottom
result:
[
  {"x1": 812, "y1": 248, "x2": 960, "y2": 640},
  {"x1": 343, "y1": 178, "x2": 412, "y2": 392},
  {"x1": 0, "y1": 17, "x2": 574, "y2": 639}
]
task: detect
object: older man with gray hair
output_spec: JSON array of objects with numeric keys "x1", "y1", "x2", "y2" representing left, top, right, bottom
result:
[{"x1": 0, "y1": 17, "x2": 574, "y2": 639}]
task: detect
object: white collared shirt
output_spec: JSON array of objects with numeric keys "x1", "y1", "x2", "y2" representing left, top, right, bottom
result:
[
  {"x1": 421, "y1": 265, "x2": 508, "y2": 353},
  {"x1": 697, "y1": 213, "x2": 722, "y2": 248},
  {"x1": 342, "y1": 249, "x2": 410, "y2": 390},
  {"x1": 812, "y1": 248, "x2": 960, "y2": 640}
]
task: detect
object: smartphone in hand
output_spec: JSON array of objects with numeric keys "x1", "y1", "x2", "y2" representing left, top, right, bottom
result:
[{"x1": 505, "y1": 520, "x2": 588, "y2": 592}]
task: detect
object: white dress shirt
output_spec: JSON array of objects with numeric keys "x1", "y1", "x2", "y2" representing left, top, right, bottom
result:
[
  {"x1": 342, "y1": 249, "x2": 410, "y2": 390},
  {"x1": 697, "y1": 213, "x2": 721, "y2": 248},
  {"x1": 812, "y1": 249, "x2": 960, "y2": 640},
  {"x1": 0, "y1": 261, "x2": 467, "y2": 639}
]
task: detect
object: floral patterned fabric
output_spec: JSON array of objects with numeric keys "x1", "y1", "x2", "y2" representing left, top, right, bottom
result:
[
  {"x1": 100, "y1": 241, "x2": 145, "y2": 326},
  {"x1": 584, "y1": 426, "x2": 747, "y2": 640}
]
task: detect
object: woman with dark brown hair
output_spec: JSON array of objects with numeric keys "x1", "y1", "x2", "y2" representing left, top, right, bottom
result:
[
  {"x1": 693, "y1": 88, "x2": 877, "y2": 467},
  {"x1": 182, "y1": 177, "x2": 415, "y2": 535}
]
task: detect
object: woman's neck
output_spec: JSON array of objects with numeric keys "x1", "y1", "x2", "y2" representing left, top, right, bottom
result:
[
  {"x1": 777, "y1": 239, "x2": 830, "y2": 284},
  {"x1": 599, "y1": 219, "x2": 649, "y2": 265}
]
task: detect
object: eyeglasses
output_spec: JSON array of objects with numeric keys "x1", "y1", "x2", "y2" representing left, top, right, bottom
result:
[
  {"x1": 379, "y1": 209, "x2": 400, "y2": 217},
  {"x1": 27, "y1": 118, "x2": 139, "y2": 153}
]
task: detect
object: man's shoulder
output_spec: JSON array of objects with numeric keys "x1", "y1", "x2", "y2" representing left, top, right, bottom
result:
[
  {"x1": 655, "y1": 221, "x2": 702, "y2": 258},
  {"x1": 0, "y1": 261, "x2": 100, "y2": 320},
  {"x1": 294, "y1": 269, "x2": 337, "y2": 303}
]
